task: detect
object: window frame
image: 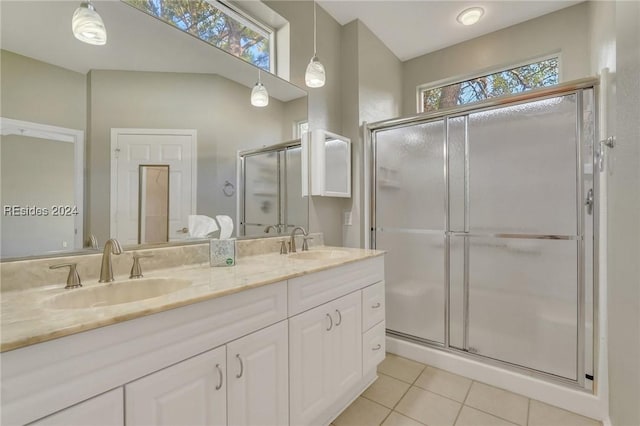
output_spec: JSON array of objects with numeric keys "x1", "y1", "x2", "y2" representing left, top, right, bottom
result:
[
  {"x1": 123, "y1": 0, "x2": 277, "y2": 73},
  {"x1": 416, "y1": 52, "x2": 563, "y2": 113}
]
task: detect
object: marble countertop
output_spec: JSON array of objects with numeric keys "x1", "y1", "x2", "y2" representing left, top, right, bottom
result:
[{"x1": 1, "y1": 246, "x2": 384, "y2": 352}]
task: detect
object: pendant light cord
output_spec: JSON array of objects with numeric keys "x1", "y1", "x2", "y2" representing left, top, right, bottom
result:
[{"x1": 313, "y1": 0, "x2": 317, "y2": 56}]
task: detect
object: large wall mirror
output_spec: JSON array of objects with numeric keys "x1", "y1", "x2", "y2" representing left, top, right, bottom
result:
[{"x1": 0, "y1": 0, "x2": 308, "y2": 259}]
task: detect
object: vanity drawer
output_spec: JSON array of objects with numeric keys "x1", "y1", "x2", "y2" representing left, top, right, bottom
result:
[
  {"x1": 362, "y1": 281, "x2": 385, "y2": 332},
  {"x1": 288, "y1": 256, "x2": 384, "y2": 316},
  {"x1": 362, "y1": 321, "x2": 386, "y2": 373}
]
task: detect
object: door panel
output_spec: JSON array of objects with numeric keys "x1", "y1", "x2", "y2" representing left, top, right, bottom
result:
[
  {"x1": 227, "y1": 321, "x2": 288, "y2": 426},
  {"x1": 375, "y1": 120, "x2": 445, "y2": 230},
  {"x1": 378, "y1": 231, "x2": 445, "y2": 343},
  {"x1": 113, "y1": 130, "x2": 195, "y2": 245},
  {"x1": 289, "y1": 302, "x2": 334, "y2": 425},
  {"x1": 467, "y1": 238, "x2": 578, "y2": 379},
  {"x1": 332, "y1": 292, "x2": 362, "y2": 395},
  {"x1": 467, "y1": 96, "x2": 578, "y2": 235},
  {"x1": 125, "y1": 346, "x2": 226, "y2": 426}
]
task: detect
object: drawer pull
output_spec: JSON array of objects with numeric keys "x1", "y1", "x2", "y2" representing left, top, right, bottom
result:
[
  {"x1": 371, "y1": 302, "x2": 381, "y2": 309},
  {"x1": 326, "y1": 313, "x2": 333, "y2": 331},
  {"x1": 215, "y1": 363, "x2": 224, "y2": 390},
  {"x1": 236, "y1": 354, "x2": 244, "y2": 378},
  {"x1": 372, "y1": 344, "x2": 382, "y2": 351},
  {"x1": 335, "y1": 309, "x2": 342, "y2": 326}
]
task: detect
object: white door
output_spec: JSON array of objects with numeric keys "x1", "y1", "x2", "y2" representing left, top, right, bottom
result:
[
  {"x1": 125, "y1": 346, "x2": 226, "y2": 426},
  {"x1": 331, "y1": 292, "x2": 363, "y2": 396},
  {"x1": 227, "y1": 321, "x2": 288, "y2": 426},
  {"x1": 111, "y1": 129, "x2": 197, "y2": 245},
  {"x1": 288, "y1": 301, "x2": 335, "y2": 425},
  {"x1": 30, "y1": 388, "x2": 123, "y2": 426}
]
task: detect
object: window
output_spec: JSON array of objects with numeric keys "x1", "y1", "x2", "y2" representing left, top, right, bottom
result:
[
  {"x1": 419, "y1": 57, "x2": 559, "y2": 113},
  {"x1": 125, "y1": 0, "x2": 274, "y2": 71},
  {"x1": 295, "y1": 120, "x2": 309, "y2": 139}
]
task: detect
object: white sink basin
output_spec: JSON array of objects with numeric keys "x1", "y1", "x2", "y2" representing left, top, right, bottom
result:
[
  {"x1": 289, "y1": 249, "x2": 350, "y2": 261},
  {"x1": 46, "y1": 278, "x2": 192, "y2": 309}
]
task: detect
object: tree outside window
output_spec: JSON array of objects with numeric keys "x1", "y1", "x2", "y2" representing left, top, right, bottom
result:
[
  {"x1": 125, "y1": 0, "x2": 272, "y2": 71},
  {"x1": 421, "y1": 58, "x2": 559, "y2": 113}
]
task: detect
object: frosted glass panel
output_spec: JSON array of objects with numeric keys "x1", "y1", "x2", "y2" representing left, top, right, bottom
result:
[
  {"x1": 448, "y1": 235, "x2": 465, "y2": 349},
  {"x1": 467, "y1": 95, "x2": 578, "y2": 235},
  {"x1": 376, "y1": 121, "x2": 444, "y2": 230},
  {"x1": 378, "y1": 231, "x2": 445, "y2": 343},
  {"x1": 244, "y1": 152, "x2": 278, "y2": 226},
  {"x1": 325, "y1": 138, "x2": 349, "y2": 194},
  {"x1": 286, "y1": 147, "x2": 308, "y2": 228},
  {"x1": 467, "y1": 237, "x2": 578, "y2": 379},
  {"x1": 448, "y1": 117, "x2": 466, "y2": 232}
]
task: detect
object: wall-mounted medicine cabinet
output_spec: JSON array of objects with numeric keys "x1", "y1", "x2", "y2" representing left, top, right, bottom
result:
[{"x1": 302, "y1": 129, "x2": 351, "y2": 198}]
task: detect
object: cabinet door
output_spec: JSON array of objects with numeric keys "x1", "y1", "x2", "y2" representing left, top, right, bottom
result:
[
  {"x1": 227, "y1": 320, "x2": 288, "y2": 426},
  {"x1": 30, "y1": 388, "x2": 123, "y2": 426},
  {"x1": 331, "y1": 291, "x2": 363, "y2": 395},
  {"x1": 125, "y1": 346, "x2": 226, "y2": 426},
  {"x1": 289, "y1": 301, "x2": 335, "y2": 425}
]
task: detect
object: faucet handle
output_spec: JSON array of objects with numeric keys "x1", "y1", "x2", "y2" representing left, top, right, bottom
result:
[
  {"x1": 130, "y1": 253, "x2": 153, "y2": 279},
  {"x1": 302, "y1": 235, "x2": 314, "y2": 251},
  {"x1": 49, "y1": 263, "x2": 82, "y2": 289}
]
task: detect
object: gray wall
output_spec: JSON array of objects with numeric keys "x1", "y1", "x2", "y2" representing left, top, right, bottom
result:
[
  {"x1": 1, "y1": 135, "x2": 75, "y2": 257},
  {"x1": 0, "y1": 50, "x2": 86, "y2": 130},
  {"x1": 608, "y1": 2, "x2": 640, "y2": 425},
  {"x1": 401, "y1": 2, "x2": 591, "y2": 116},
  {"x1": 87, "y1": 70, "x2": 298, "y2": 244},
  {"x1": 267, "y1": 1, "x2": 346, "y2": 246}
]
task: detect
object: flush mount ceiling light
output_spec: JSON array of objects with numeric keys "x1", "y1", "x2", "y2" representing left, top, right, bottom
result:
[
  {"x1": 251, "y1": 69, "x2": 269, "y2": 107},
  {"x1": 457, "y1": 7, "x2": 484, "y2": 26},
  {"x1": 72, "y1": 0, "x2": 107, "y2": 45},
  {"x1": 305, "y1": 0, "x2": 326, "y2": 88}
]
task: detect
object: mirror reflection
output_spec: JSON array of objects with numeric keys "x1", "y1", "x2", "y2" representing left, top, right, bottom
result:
[{"x1": 0, "y1": 0, "x2": 308, "y2": 259}]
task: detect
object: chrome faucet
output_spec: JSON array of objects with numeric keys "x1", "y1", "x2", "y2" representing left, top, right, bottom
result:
[
  {"x1": 99, "y1": 239, "x2": 123, "y2": 283},
  {"x1": 289, "y1": 227, "x2": 308, "y2": 253}
]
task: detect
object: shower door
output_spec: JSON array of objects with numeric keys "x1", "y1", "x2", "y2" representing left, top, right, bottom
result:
[
  {"x1": 374, "y1": 120, "x2": 446, "y2": 344},
  {"x1": 372, "y1": 86, "x2": 595, "y2": 384}
]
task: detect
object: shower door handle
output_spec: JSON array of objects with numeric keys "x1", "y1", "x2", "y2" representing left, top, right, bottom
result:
[{"x1": 585, "y1": 189, "x2": 594, "y2": 215}]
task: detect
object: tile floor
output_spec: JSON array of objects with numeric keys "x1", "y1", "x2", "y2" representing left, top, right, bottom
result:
[{"x1": 332, "y1": 354, "x2": 602, "y2": 426}]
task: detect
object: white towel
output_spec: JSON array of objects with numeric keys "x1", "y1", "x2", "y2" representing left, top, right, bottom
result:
[
  {"x1": 188, "y1": 215, "x2": 219, "y2": 238},
  {"x1": 216, "y1": 215, "x2": 234, "y2": 239}
]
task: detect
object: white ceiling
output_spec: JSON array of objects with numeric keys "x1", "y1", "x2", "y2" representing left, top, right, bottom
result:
[{"x1": 317, "y1": 0, "x2": 582, "y2": 61}]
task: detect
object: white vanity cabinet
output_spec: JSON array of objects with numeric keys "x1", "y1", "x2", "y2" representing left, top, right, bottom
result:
[
  {"x1": 29, "y1": 388, "x2": 124, "y2": 426},
  {"x1": 4, "y1": 255, "x2": 385, "y2": 426},
  {"x1": 289, "y1": 292, "x2": 362, "y2": 426},
  {"x1": 226, "y1": 320, "x2": 289, "y2": 426},
  {"x1": 125, "y1": 346, "x2": 227, "y2": 426}
]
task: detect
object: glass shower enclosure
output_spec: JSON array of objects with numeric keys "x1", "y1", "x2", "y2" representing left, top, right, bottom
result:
[{"x1": 369, "y1": 81, "x2": 597, "y2": 388}]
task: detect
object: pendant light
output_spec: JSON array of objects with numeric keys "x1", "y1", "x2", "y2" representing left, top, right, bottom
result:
[
  {"x1": 72, "y1": 1, "x2": 107, "y2": 45},
  {"x1": 251, "y1": 69, "x2": 269, "y2": 107},
  {"x1": 305, "y1": 0, "x2": 326, "y2": 88}
]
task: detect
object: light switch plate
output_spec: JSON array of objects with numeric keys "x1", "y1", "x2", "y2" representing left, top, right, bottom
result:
[{"x1": 343, "y1": 210, "x2": 353, "y2": 226}]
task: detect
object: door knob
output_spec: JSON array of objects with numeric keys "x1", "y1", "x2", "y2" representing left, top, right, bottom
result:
[{"x1": 177, "y1": 227, "x2": 189, "y2": 234}]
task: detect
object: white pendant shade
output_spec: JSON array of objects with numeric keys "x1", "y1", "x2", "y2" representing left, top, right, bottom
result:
[
  {"x1": 251, "y1": 82, "x2": 269, "y2": 107},
  {"x1": 72, "y1": 1, "x2": 107, "y2": 45},
  {"x1": 305, "y1": 56, "x2": 326, "y2": 88},
  {"x1": 305, "y1": 1, "x2": 326, "y2": 88}
]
